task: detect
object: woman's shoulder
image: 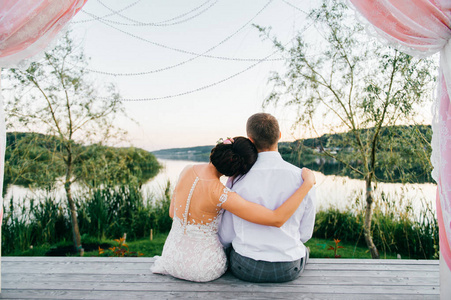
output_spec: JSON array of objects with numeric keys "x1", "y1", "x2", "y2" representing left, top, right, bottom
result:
[
  {"x1": 179, "y1": 164, "x2": 197, "y2": 178},
  {"x1": 209, "y1": 180, "x2": 233, "y2": 199},
  {"x1": 206, "y1": 180, "x2": 233, "y2": 208},
  {"x1": 181, "y1": 164, "x2": 194, "y2": 173}
]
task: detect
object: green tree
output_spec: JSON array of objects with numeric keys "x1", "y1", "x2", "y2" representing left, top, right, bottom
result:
[
  {"x1": 4, "y1": 132, "x2": 65, "y2": 190},
  {"x1": 77, "y1": 145, "x2": 161, "y2": 188},
  {"x1": 4, "y1": 132, "x2": 161, "y2": 191},
  {"x1": 5, "y1": 32, "x2": 128, "y2": 253},
  {"x1": 259, "y1": 0, "x2": 435, "y2": 258}
]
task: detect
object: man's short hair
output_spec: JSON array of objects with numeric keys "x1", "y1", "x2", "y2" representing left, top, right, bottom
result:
[{"x1": 246, "y1": 113, "x2": 280, "y2": 150}]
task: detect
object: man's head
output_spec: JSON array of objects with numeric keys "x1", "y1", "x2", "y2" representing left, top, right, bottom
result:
[{"x1": 246, "y1": 113, "x2": 281, "y2": 152}]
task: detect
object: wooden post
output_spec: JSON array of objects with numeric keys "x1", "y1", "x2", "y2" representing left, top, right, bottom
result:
[{"x1": 150, "y1": 229, "x2": 153, "y2": 241}]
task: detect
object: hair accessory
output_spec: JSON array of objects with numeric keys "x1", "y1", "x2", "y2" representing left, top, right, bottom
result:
[
  {"x1": 216, "y1": 137, "x2": 234, "y2": 145},
  {"x1": 223, "y1": 138, "x2": 234, "y2": 144}
]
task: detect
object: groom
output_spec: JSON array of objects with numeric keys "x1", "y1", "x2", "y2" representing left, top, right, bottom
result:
[{"x1": 218, "y1": 113, "x2": 316, "y2": 283}]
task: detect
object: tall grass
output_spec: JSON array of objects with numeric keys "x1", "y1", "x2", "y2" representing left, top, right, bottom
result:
[
  {"x1": 314, "y1": 190, "x2": 438, "y2": 259},
  {"x1": 76, "y1": 182, "x2": 172, "y2": 240},
  {"x1": 2, "y1": 196, "x2": 71, "y2": 254},
  {"x1": 2, "y1": 183, "x2": 172, "y2": 255},
  {"x1": 3, "y1": 181, "x2": 438, "y2": 259}
]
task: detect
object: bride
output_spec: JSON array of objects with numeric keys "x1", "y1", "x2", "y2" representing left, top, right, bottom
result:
[{"x1": 151, "y1": 137, "x2": 315, "y2": 282}]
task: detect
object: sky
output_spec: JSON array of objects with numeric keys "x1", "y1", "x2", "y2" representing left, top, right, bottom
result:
[
  {"x1": 3, "y1": 0, "x2": 434, "y2": 151},
  {"x1": 66, "y1": 0, "x2": 317, "y2": 151}
]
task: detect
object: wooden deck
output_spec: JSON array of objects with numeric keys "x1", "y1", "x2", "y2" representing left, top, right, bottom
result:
[{"x1": 1, "y1": 257, "x2": 439, "y2": 299}]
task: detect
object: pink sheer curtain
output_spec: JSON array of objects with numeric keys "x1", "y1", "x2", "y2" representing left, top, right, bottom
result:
[
  {"x1": 350, "y1": 0, "x2": 451, "y2": 273},
  {"x1": 0, "y1": 0, "x2": 87, "y2": 67},
  {"x1": 0, "y1": 0, "x2": 88, "y2": 223}
]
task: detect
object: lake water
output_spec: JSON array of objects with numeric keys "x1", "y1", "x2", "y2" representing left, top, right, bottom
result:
[
  {"x1": 143, "y1": 158, "x2": 437, "y2": 215},
  {"x1": 5, "y1": 158, "x2": 437, "y2": 216}
]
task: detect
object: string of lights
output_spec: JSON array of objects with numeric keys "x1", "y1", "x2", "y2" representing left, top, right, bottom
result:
[
  {"x1": 94, "y1": 21, "x2": 314, "y2": 102},
  {"x1": 94, "y1": 0, "x2": 219, "y2": 27},
  {"x1": 68, "y1": 0, "x2": 280, "y2": 77},
  {"x1": 72, "y1": 0, "x2": 142, "y2": 24},
  {"x1": 100, "y1": 53, "x2": 277, "y2": 102},
  {"x1": 81, "y1": 0, "x2": 281, "y2": 63},
  {"x1": 280, "y1": 0, "x2": 309, "y2": 15}
]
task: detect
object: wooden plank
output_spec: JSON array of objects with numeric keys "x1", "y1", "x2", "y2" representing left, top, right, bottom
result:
[
  {"x1": 3, "y1": 280, "x2": 439, "y2": 295},
  {"x1": 2, "y1": 256, "x2": 438, "y2": 265},
  {"x1": 2, "y1": 270, "x2": 439, "y2": 282},
  {"x1": 2, "y1": 256, "x2": 156, "y2": 263},
  {"x1": 2, "y1": 257, "x2": 438, "y2": 270},
  {"x1": 0, "y1": 257, "x2": 440, "y2": 300},
  {"x1": 310, "y1": 259, "x2": 439, "y2": 265},
  {"x1": 305, "y1": 264, "x2": 439, "y2": 271},
  {"x1": 2, "y1": 269, "x2": 440, "y2": 295},
  {"x1": 2, "y1": 282, "x2": 439, "y2": 295},
  {"x1": 0, "y1": 290, "x2": 440, "y2": 300},
  {"x1": 3, "y1": 264, "x2": 439, "y2": 279},
  {"x1": 298, "y1": 270, "x2": 438, "y2": 278},
  {"x1": 2, "y1": 260, "x2": 439, "y2": 272},
  {"x1": 2, "y1": 270, "x2": 439, "y2": 281},
  {"x1": 2, "y1": 269, "x2": 439, "y2": 280},
  {"x1": 1, "y1": 272, "x2": 439, "y2": 286}
]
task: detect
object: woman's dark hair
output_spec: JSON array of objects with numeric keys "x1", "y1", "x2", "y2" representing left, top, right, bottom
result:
[{"x1": 210, "y1": 136, "x2": 257, "y2": 187}]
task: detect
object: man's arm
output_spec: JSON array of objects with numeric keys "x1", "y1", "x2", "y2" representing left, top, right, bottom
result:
[
  {"x1": 299, "y1": 187, "x2": 316, "y2": 243},
  {"x1": 218, "y1": 177, "x2": 236, "y2": 247},
  {"x1": 218, "y1": 210, "x2": 235, "y2": 247}
]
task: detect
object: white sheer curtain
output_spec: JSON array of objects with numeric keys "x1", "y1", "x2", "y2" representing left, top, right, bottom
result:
[{"x1": 0, "y1": 0, "x2": 87, "y2": 67}]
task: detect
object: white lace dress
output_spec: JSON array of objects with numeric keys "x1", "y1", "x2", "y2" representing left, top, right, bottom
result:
[{"x1": 151, "y1": 169, "x2": 230, "y2": 282}]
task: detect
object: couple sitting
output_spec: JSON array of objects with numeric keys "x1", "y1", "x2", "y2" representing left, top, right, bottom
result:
[{"x1": 152, "y1": 113, "x2": 316, "y2": 283}]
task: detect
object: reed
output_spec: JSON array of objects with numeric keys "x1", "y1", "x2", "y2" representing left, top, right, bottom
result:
[
  {"x1": 2, "y1": 183, "x2": 172, "y2": 255},
  {"x1": 3, "y1": 181, "x2": 438, "y2": 259},
  {"x1": 313, "y1": 190, "x2": 438, "y2": 259},
  {"x1": 76, "y1": 182, "x2": 172, "y2": 241},
  {"x1": 2, "y1": 195, "x2": 71, "y2": 254}
]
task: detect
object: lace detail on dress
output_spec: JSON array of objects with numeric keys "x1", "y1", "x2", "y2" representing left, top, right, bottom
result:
[
  {"x1": 218, "y1": 187, "x2": 230, "y2": 207},
  {"x1": 183, "y1": 177, "x2": 199, "y2": 226},
  {"x1": 151, "y1": 174, "x2": 227, "y2": 282}
]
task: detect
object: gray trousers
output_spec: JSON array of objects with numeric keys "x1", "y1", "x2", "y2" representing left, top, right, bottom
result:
[{"x1": 229, "y1": 248, "x2": 307, "y2": 283}]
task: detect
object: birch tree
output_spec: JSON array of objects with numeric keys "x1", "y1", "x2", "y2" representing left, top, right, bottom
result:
[
  {"x1": 259, "y1": 0, "x2": 435, "y2": 258},
  {"x1": 5, "y1": 32, "x2": 127, "y2": 253}
]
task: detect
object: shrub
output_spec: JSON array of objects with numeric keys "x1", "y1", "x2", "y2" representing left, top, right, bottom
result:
[
  {"x1": 313, "y1": 192, "x2": 438, "y2": 259},
  {"x1": 3, "y1": 182, "x2": 172, "y2": 255}
]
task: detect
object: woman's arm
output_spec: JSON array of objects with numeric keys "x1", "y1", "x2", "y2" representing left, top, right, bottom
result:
[{"x1": 221, "y1": 168, "x2": 315, "y2": 228}]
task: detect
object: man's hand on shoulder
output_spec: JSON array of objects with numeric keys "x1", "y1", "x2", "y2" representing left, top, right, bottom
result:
[{"x1": 301, "y1": 168, "x2": 316, "y2": 187}]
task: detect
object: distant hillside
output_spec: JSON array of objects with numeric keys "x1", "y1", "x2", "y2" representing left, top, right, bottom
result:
[
  {"x1": 152, "y1": 145, "x2": 214, "y2": 162},
  {"x1": 153, "y1": 125, "x2": 432, "y2": 161},
  {"x1": 152, "y1": 124, "x2": 433, "y2": 183}
]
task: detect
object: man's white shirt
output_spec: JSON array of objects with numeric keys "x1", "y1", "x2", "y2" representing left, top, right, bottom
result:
[{"x1": 218, "y1": 151, "x2": 316, "y2": 262}]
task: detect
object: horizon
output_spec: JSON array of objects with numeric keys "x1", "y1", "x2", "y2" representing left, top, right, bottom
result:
[{"x1": 6, "y1": 122, "x2": 433, "y2": 153}]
